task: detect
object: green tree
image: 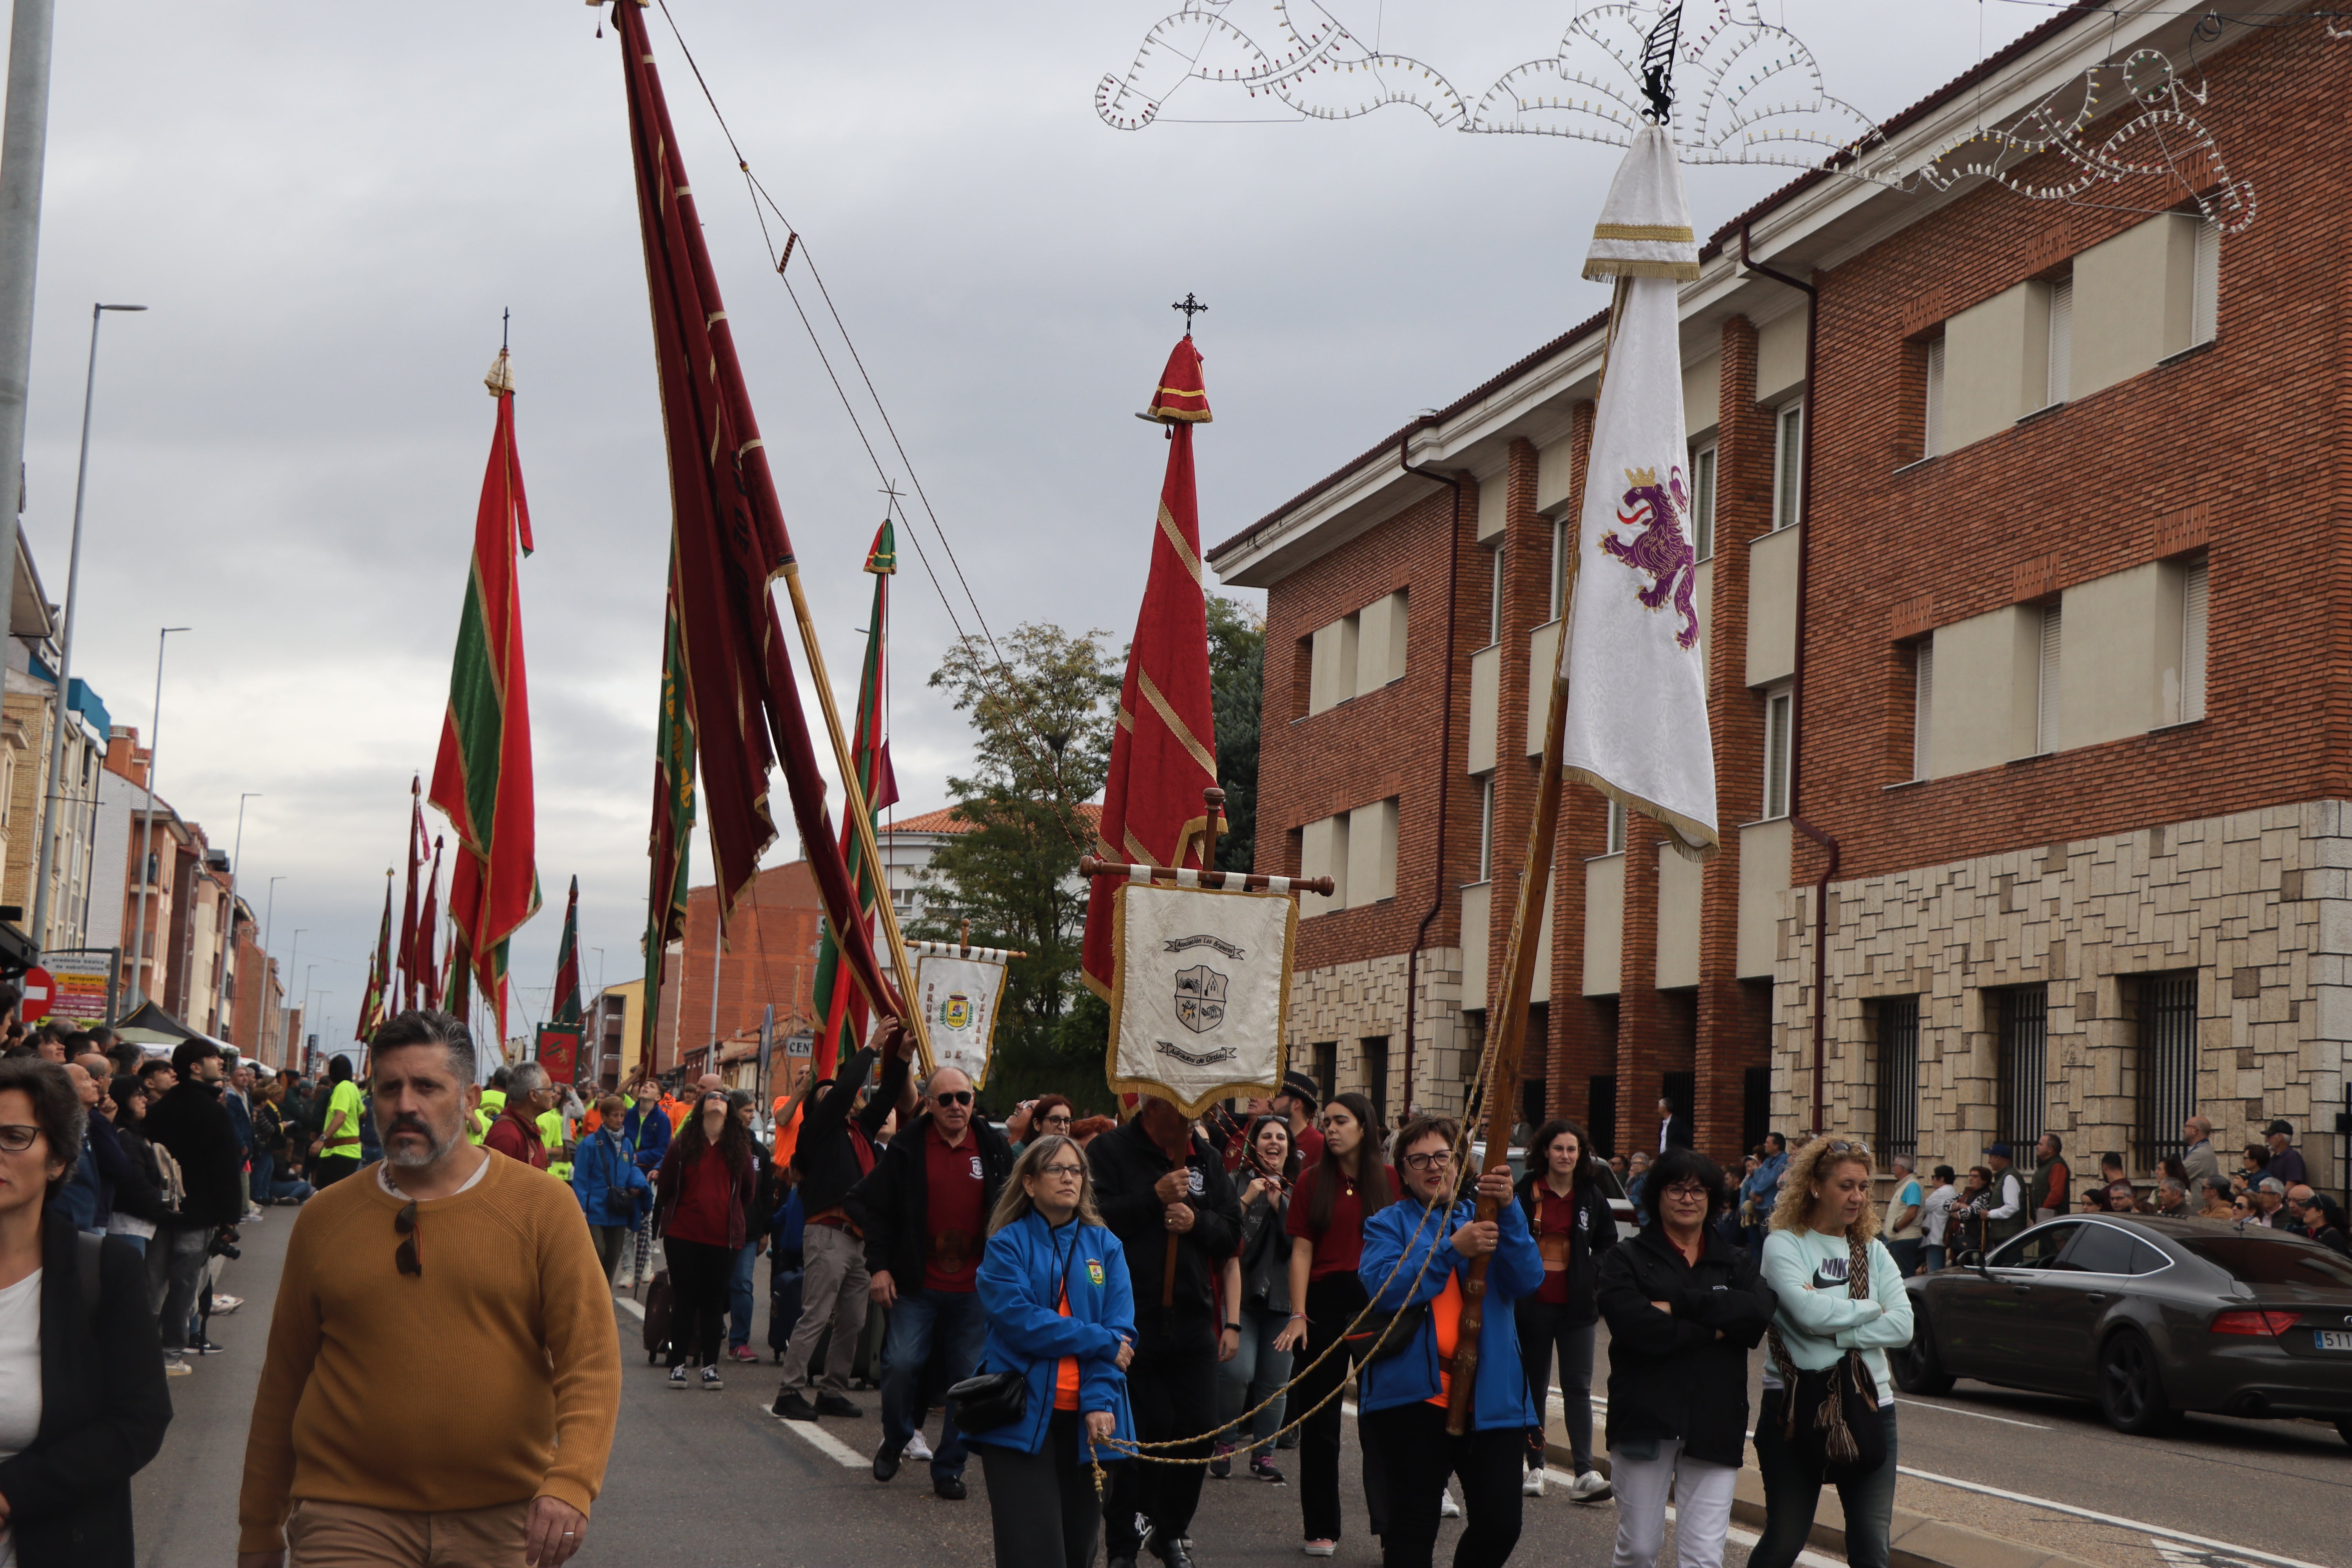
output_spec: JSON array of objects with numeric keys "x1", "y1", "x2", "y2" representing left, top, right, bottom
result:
[
  {"x1": 1206, "y1": 595, "x2": 1263, "y2": 873},
  {"x1": 919, "y1": 622, "x2": 1119, "y2": 1114}
]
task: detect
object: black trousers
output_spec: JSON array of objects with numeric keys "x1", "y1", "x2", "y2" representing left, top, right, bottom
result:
[
  {"x1": 979, "y1": 1410, "x2": 1105, "y2": 1568},
  {"x1": 664, "y1": 1236, "x2": 734, "y2": 1368},
  {"x1": 1361, "y1": 1401, "x2": 1525, "y2": 1568},
  {"x1": 314, "y1": 1153, "x2": 361, "y2": 1187},
  {"x1": 1104, "y1": 1333, "x2": 1216, "y2": 1554},
  {"x1": 1296, "y1": 1274, "x2": 1390, "y2": 1543}
]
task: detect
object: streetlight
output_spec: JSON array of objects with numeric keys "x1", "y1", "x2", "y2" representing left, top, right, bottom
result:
[
  {"x1": 124, "y1": 624, "x2": 191, "y2": 1008},
  {"x1": 28, "y1": 302, "x2": 145, "y2": 950},
  {"x1": 262, "y1": 879, "x2": 286, "y2": 959},
  {"x1": 230, "y1": 792, "x2": 260, "y2": 882}
]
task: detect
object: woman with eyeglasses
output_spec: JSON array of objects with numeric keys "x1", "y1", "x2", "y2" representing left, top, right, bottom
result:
[
  {"x1": 1272, "y1": 1091, "x2": 1396, "y2": 1557},
  {"x1": 968, "y1": 1134, "x2": 1136, "y2": 1568},
  {"x1": 1596, "y1": 1147, "x2": 1776, "y2": 1568},
  {"x1": 1357, "y1": 1114, "x2": 1543, "y2": 1568},
  {"x1": 651, "y1": 1091, "x2": 759, "y2": 1390},
  {"x1": 1750, "y1": 1137, "x2": 1913, "y2": 1568},
  {"x1": 1006, "y1": 1095, "x2": 1077, "y2": 1152},
  {"x1": 1510, "y1": 1116, "x2": 1616, "y2": 1503},
  {"x1": 1213, "y1": 1114, "x2": 1298, "y2": 1483},
  {"x1": 0, "y1": 1057, "x2": 172, "y2": 1568}
]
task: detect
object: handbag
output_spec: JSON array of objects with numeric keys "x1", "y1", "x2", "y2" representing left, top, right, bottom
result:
[
  {"x1": 1768, "y1": 1235, "x2": 1887, "y2": 1482},
  {"x1": 946, "y1": 1369, "x2": 1030, "y2": 1432},
  {"x1": 1343, "y1": 1298, "x2": 1430, "y2": 1363}
]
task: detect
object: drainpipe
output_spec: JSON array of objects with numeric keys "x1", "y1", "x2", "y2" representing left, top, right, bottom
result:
[
  {"x1": 1741, "y1": 225, "x2": 1841, "y2": 1138},
  {"x1": 1399, "y1": 419, "x2": 1462, "y2": 1124}
]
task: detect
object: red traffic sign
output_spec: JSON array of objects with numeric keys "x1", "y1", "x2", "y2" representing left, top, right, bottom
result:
[{"x1": 19, "y1": 965, "x2": 53, "y2": 1017}]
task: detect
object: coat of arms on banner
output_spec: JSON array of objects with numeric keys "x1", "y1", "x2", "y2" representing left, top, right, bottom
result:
[
  {"x1": 1107, "y1": 881, "x2": 1296, "y2": 1117},
  {"x1": 940, "y1": 992, "x2": 973, "y2": 1032},
  {"x1": 1173, "y1": 964, "x2": 1228, "y2": 1033}
]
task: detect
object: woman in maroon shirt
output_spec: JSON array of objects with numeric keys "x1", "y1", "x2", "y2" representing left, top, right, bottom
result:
[
  {"x1": 653, "y1": 1092, "x2": 758, "y2": 1390},
  {"x1": 1512, "y1": 1118, "x2": 1618, "y2": 1503},
  {"x1": 1270, "y1": 1092, "x2": 1394, "y2": 1555}
]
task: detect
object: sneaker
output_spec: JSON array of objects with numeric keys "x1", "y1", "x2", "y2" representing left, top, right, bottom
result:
[
  {"x1": 1209, "y1": 1439, "x2": 1235, "y2": 1479},
  {"x1": 814, "y1": 1392, "x2": 864, "y2": 1419},
  {"x1": 1523, "y1": 1466, "x2": 1545, "y2": 1498},
  {"x1": 1569, "y1": 1469, "x2": 1613, "y2": 1503},
  {"x1": 669, "y1": 1366, "x2": 690, "y2": 1390},
  {"x1": 163, "y1": 1356, "x2": 192, "y2": 1377},
  {"x1": 904, "y1": 1432, "x2": 933, "y2": 1463},
  {"x1": 933, "y1": 1474, "x2": 967, "y2": 1501},
  {"x1": 701, "y1": 1365, "x2": 724, "y2": 1391},
  {"x1": 773, "y1": 1388, "x2": 818, "y2": 1421},
  {"x1": 210, "y1": 1295, "x2": 244, "y2": 1315},
  {"x1": 1276, "y1": 1428, "x2": 1299, "y2": 1450},
  {"x1": 192, "y1": 1339, "x2": 228, "y2": 1356},
  {"x1": 1440, "y1": 1486, "x2": 1461, "y2": 1519},
  {"x1": 1250, "y1": 1455, "x2": 1285, "y2": 1484},
  {"x1": 727, "y1": 1343, "x2": 759, "y2": 1363},
  {"x1": 1303, "y1": 1544, "x2": 1336, "y2": 1559}
]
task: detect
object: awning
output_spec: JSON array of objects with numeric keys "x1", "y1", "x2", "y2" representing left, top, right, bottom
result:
[{"x1": 116, "y1": 998, "x2": 200, "y2": 1048}]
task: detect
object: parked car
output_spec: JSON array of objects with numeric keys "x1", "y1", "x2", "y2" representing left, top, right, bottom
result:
[{"x1": 1892, "y1": 1214, "x2": 2352, "y2": 1441}]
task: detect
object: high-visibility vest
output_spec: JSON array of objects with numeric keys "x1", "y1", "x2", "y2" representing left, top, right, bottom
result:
[{"x1": 472, "y1": 1089, "x2": 508, "y2": 1146}]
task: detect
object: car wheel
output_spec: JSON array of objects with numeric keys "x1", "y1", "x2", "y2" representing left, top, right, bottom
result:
[
  {"x1": 1891, "y1": 1310, "x2": 1955, "y2": 1396},
  {"x1": 2098, "y1": 1328, "x2": 2180, "y2": 1436}
]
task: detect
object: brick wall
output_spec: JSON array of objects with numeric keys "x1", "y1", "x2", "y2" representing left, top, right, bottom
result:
[{"x1": 655, "y1": 860, "x2": 825, "y2": 1073}]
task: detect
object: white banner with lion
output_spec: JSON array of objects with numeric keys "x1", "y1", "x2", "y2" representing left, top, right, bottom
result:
[
  {"x1": 911, "y1": 941, "x2": 1011, "y2": 1090},
  {"x1": 1106, "y1": 880, "x2": 1295, "y2": 1116}
]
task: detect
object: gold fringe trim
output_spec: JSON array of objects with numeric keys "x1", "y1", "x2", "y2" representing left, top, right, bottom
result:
[
  {"x1": 1582, "y1": 258, "x2": 1703, "y2": 282},
  {"x1": 1102, "y1": 879, "x2": 1296, "y2": 1118},
  {"x1": 1562, "y1": 765, "x2": 1720, "y2": 863},
  {"x1": 1593, "y1": 223, "x2": 1694, "y2": 242}
]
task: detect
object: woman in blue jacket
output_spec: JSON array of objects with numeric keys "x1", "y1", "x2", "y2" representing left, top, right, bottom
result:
[
  {"x1": 572, "y1": 1094, "x2": 651, "y2": 1284},
  {"x1": 969, "y1": 1134, "x2": 1136, "y2": 1568},
  {"x1": 1357, "y1": 1114, "x2": 1544, "y2": 1568}
]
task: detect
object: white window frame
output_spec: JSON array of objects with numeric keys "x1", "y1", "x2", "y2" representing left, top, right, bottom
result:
[
  {"x1": 1913, "y1": 640, "x2": 1934, "y2": 781},
  {"x1": 2181, "y1": 557, "x2": 2208, "y2": 722},
  {"x1": 1772, "y1": 402, "x2": 1804, "y2": 530},
  {"x1": 1486, "y1": 544, "x2": 1506, "y2": 648},
  {"x1": 1689, "y1": 442, "x2": 1718, "y2": 560},
  {"x1": 2036, "y1": 601, "x2": 2062, "y2": 755},
  {"x1": 1922, "y1": 338, "x2": 1945, "y2": 459},
  {"x1": 1762, "y1": 684, "x2": 1794, "y2": 820},
  {"x1": 2045, "y1": 276, "x2": 2073, "y2": 408},
  {"x1": 1551, "y1": 515, "x2": 1572, "y2": 621},
  {"x1": 1606, "y1": 798, "x2": 1628, "y2": 855},
  {"x1": 1475, "y1": 773, "x2": 1497, "y2": 882},
  {"x1": 2191, "y1": 216, "x2": 2220, "y2": 346}
]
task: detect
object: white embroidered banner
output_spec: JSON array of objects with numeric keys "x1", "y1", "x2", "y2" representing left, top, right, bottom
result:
[
  {"x1": 1107, "y1": 882, "x2": 1295, "y2": 1116},
  {"x1": 913, "y1": 951, "x2": 1008, "y2": 1090}
]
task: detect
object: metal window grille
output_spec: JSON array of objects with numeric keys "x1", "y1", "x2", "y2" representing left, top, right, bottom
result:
[
  {"x1": 2133, "y1": 973, "x2": 2197, "y2": 1172},
  {"x1": 1875, "y1": 997, "x2": 1920, "y2": 1164},
  {"x1": 1995, "y1": 987, "x2": 2048, "y2": 1153}
]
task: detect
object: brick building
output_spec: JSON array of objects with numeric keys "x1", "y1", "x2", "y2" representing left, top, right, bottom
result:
[
  {"x1": 653, "y1": 858, "x2": 825, "y2": 1078},
  {"x1": 1212, "y1": 5, "x2": 2345, "y2": 1190}
]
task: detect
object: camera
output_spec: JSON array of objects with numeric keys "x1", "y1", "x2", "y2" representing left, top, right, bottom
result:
[{"x1": 209, "y1": 1230, "x2": 242, "y2": 1261}]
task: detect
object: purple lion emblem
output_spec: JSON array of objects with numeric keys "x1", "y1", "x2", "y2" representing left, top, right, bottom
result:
[{"x1": 1599, "y1": 464, "x2": 1700, "y2": 649}]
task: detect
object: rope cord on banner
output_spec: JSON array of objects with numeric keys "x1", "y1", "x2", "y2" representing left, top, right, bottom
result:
[{"x1": 648, "y1": 0, "x2": 1098, "y2": 864}]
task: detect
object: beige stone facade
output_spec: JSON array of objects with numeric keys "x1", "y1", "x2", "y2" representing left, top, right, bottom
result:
[
  {"x1": 1776, "y1": 800, "x2": 2346, "y2": 1191},
  {"x1": 1283, "y1": 946, "x2": 1474, "y2": 1120}
]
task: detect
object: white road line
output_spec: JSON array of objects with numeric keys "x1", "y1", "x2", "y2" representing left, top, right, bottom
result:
[
  {"x1": 1891, "y1": 1397, "x2": 2050, "y2": 1429},
  {"x1": 1891, "y1": 1466, "x2": 2332, "y2": 1568},
  {"x1": 614, "y1": 1296, "x2": 645, "y2": 1320},
  {"x1": 775, "y1": 1412, "x2": 869, "y2": 1469}
]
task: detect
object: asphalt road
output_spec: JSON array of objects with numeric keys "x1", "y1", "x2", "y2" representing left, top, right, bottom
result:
[{"x1": 127, "y1": 1210, "x2": 2348, "y2": 1568}]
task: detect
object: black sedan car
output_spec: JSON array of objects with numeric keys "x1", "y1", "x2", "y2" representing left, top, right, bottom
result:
[{"x1": 1891, "y1": 1214, "x2": 2352, "y2": 1440}]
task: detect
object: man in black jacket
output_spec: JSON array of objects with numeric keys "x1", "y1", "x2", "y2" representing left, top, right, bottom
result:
[
  {"x1": 141, "y1": 1037, "x2": 243, "y2": 1370},
  {"x1": 846, "y1": 1063, "x2": 1013, "y2": 1498},
  {"x1": 772, "y1": 1019, "x2": 915, "y2": 1422},
  {"x1": 1090, "y1": 1095, "x2": 1242, "y2": 1568}
]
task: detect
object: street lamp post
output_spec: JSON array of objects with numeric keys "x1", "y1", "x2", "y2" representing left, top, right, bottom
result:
[
  {"x1": 123, "y1": 625, "x2": 191, "y2": 1009},
  {"x1": 28, "y1": 301, "x2": 145, "y2": 951}
]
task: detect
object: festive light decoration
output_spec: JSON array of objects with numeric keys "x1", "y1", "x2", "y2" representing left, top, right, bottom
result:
[{"x1": 1098, "y1": 1, "x2": 2256, "y2": 234}]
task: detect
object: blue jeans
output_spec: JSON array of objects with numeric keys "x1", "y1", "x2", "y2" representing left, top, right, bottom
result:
[
  {"x1": 727, "y1": 1241, "x2": 759, "y2": 1348},
  {"x1": 880, "y1": 1286, "x2": 987, "y2": 1477},
  {"x1": 1750, "y1": 1395, "x2": 1898, "y2": 1568},
  {"x1": 1923, "y1": 1244, "x2": 1947, "y2": 1273},
  {"x1": 1215, "y1": 1304, "x2": 1293, "y2": 1457}
]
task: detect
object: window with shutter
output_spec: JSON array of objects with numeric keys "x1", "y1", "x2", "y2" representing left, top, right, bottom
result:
[
  {"x1": 2046, "y1": 278, "x2": 2073, "y2": 407},
  {"x1": 1763, "y1": 686, "x2": 1793, "y2": 818},
  {"x1": 1913, "y1": 640, "x2": 1934, "y2": 780},
  {"x1": 2191, "y1": 217, "x2": 2220, "y2": 345},
  {"x1": 1923, "y1": 338, "x2": 1945, "y2": 457},
  {"x1": 2037, "y1": 603, "x2": 2063, "y2": 754},
  {"x1": 1690, "y1": 443, "x2": 1717, "y2": 559},
  {"x1": 1486, "y1": 546, "x2": 1506, "y2": 646},
  {"x1": 1475, "y1": 775, "x2": 1496, "y2": 881},
  {"x1": 1773, "y1": 404, "x2": 1804, "y2": 530},
  {"x1": 2182, "y1": 558, "x2": 2208, "y2": 721},
  {"x1": 1606, "y1": 799, "x2": 1627, "y2": 855}
]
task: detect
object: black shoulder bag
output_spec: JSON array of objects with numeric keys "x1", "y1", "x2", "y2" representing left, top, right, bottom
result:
[
  {"x1": 1767, "y1": 1233, "x2": 1888, "y2": 1481},
  {"x1": 949, "y1": 1224, "x2": 1076, "y2": 1433}
]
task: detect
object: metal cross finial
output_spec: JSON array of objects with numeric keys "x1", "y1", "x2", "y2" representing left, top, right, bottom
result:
[
  {"x1": 1172, "y1": 292, "x2": 1208, "y2": 332},
  {"x1": 877, "y1": 479, "x2": 904, "y2": 515}
]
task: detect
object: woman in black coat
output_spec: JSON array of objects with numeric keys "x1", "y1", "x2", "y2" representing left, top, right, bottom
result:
[
  {"x1": 0, "y1": 1058, "x2": 172, "y2": 1568},
  {"x1": 1595, "y1": 1147, "x2": 1775, "y2": 1568},
  {"x1": 1512, "y1": 1117, "x2": 1617, "y2": 1500}
]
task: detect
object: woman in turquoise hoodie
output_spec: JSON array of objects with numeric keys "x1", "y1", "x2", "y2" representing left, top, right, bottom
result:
[
  {"x1": 1356, "y1": 1114, "x2": 1544, "y2": 1568},
  {"x1": 969, "y1": 1134, "x2": 1136, "y2": 1568},
  {"x1": 1751, "y1": 1136, "x2": 1915, "y2": 1568}
]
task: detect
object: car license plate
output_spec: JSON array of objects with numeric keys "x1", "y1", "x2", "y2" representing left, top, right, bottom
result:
[{"x1": 2317, "y1": 1330, "x2": 2352, "y2": 1352}]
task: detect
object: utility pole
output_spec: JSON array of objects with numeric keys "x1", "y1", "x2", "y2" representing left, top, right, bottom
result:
[{"x1": 0, "y1": 0, "x2": 57, "y2": 681}]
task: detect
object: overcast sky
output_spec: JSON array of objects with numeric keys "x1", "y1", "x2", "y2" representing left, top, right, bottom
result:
[{"x1": 11, "y1": 1, "x2": 2041, "y2": 1045}]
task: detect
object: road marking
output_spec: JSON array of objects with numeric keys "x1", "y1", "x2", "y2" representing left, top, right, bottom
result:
[
  {"x1": 1892, "y1": 1465, "x2": 2331, "y2": 1568},
  {"x1": 1891, "y1": 1396, "x2": 2050, "y2": 1429},
  {"x1": 614, "y1": 1296, "x2": 645, "y2": 1320},
  {"x1": 775, "y1": 1411, "x2": 869, "y2": 1469}
]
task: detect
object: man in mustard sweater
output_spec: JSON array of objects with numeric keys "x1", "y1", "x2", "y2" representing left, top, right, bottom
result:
[{"x1": 237, "y1": 1009, "x2": 620, "y2": 1568}]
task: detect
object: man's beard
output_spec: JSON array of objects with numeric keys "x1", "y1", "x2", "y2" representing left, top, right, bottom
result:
[{"x1": 383, "y1": 1116, "x2": 461, "y2": 1169}]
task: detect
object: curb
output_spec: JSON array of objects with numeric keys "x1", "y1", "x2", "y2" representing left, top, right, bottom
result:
[{"x1": 1537, "y1": 1434, "x2": 2104, "y2": 1568}]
